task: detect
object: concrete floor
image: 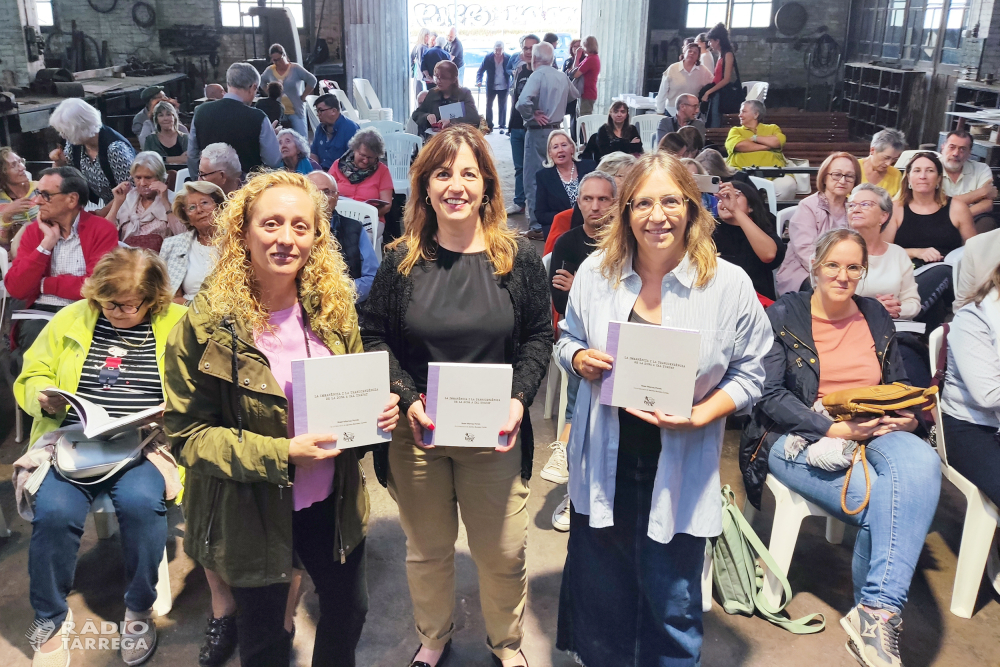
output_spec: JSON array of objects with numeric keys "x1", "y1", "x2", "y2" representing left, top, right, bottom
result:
[{"x1": 1, "y1": 132, "x2": 999, "y2": 666}]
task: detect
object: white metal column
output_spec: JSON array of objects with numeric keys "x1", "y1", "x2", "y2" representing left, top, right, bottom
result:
[
  {"x1": 580, "y1": 0, "x2": 652, "y2": 114},
  {"x1": 343, "y1": 0, "x2": 411, "y2": 122}
]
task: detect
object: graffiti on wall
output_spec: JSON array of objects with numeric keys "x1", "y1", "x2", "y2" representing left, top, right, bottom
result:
[{"x1": 411, "y1": 3, "x2": 580, "y2": 30}]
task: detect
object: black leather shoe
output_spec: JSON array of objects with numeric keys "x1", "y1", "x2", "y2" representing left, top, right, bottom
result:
[
  {"x1": 408, "y1": 639, "x2": 451, "y2": 667},
  {"x1": 198, "y1": 614, "x2": 237, "y2": 667}
]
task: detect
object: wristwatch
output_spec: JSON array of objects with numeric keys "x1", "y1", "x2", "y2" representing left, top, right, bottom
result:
[{"x1": 752, "y1": 133, "x2": 758, "y2": 143}]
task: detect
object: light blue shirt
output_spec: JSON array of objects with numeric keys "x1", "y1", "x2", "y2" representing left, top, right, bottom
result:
[
  {"x1": 555, "y1": 252, "x2": 771, "y2": 543},
  {"x1": 942, "y1": 299, "x2": 1000, "y2": 428},
  {"x1": 355, "y1": 227, "x2": 379, "y2": 302}
]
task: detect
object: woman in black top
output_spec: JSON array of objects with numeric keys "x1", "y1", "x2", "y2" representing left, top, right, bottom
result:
[
  {"x1": 882, "y1": 152, "x2": 976, "y2": 327},
  {"x1": 714, "y1": 180, "x2": 785, "y2": 300},
  {"x1": 582, "y1": 100, "x2": 644, "y2": 161},
  {"x1": 254, "y1": 81, "x2": 285, "y2": 126},
  {"x1": 360, "y1": 125, "x2": 550, "y2": 667}
]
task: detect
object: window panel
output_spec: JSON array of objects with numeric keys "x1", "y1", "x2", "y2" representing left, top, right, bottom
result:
[
  {"x1": 732, "y1": 0, "x2": 771, "y2": 28},
  {"x1": 685, "y1": 5, "x2": 708, "y2": 29},
  {"x1": 220, "y1": 0, "x2": 304, "y2": 28},
  {"x1": 706, "y1": 3, "x2": 729, "y2": 26},
  {"x1": 37, "y1": 0, "x2": 53, "y2": 26},
  {"x1": 731, "y1": 4, "x2": 751, "y2": 27}
]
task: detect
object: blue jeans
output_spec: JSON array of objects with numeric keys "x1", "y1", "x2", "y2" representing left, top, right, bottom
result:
[
  {"x1": 287, "y1": 112, "x2": 308, "y2": 139},
  {"x1": 565, "y1": 373, "x2": 580, "y2": 423},
  {"x1": 509, "y1": 128, "x2": 526, "y2": 208},
  {"x1": 767, "y1": 431, "x2": 940, "y2": 613},
  {"x1": 29, "y1": 459, "x2": 167, "y2": 628}
]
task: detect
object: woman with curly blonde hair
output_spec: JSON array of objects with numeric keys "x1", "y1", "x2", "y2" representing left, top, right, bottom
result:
[
  {"x1": 164, "y1": 170, "x2": 400, "y2": 667},
  {"x1": 361, "y1": 124, "x2": 552, "y2": 667},
  {"x1": 553, "y1": 152, "x2": 771, "y2": 666}
]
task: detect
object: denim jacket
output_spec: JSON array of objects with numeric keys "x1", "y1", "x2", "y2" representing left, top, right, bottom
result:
[{"x1": 555, "y1": 252, "x2": 771, "y2": 543}]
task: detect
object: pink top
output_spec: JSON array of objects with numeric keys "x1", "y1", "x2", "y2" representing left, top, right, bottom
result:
[
  {"x1": 329, "y1": 161, "x2": 394, "y2": 223},
  {"x1": 578, "y1": 53, "x2": 600, "y2": 101},
  {"x1": 254, "y1": 303, "x2": 335, "y2": 512}
]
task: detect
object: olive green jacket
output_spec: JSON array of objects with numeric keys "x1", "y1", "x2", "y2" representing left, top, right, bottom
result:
[{"x1": 163, "y1": 292, "x2": 369, "y2": 588}]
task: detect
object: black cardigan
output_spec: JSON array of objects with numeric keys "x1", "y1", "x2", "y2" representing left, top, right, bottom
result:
[
  {"x1": 534, "y1": 159, "x2": 596, "y2": 233},
  {"x1": 581, "y1": 124, "x2": 644, "y2": 162},
  {"x1": 738, "y1": 290, "x2": 909, "y2": 509},
  {"x1": 359, "y1": 238, "x2": 553, "y2": 480}
]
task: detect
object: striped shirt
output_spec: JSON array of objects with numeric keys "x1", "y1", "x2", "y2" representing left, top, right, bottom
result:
[{"x1": 62, "y1": 316, "x2": 163, "y2": 426}]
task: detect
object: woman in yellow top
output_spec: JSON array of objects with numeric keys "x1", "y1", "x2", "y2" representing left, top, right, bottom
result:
[
  {"x1": 859, "y1": 128, "x2": 905, "y2": 197},
  {"x1": 0, "y1": 147, "x2": 40, "y2": 254},
  {"x1": 724, "y1": 100, "x2": 797, "y2": 201}
]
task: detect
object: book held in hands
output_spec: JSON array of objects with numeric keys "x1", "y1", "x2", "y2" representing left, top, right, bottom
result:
[
  {"x1": 41, "y1": 388, "x2": 162, "y2": 439},
  {"x1": 424, "y1": 362, "x2": 513, "y2": 447},
  {"x1": 599, "y1": 321, "x2": 701, "y2": 418}
]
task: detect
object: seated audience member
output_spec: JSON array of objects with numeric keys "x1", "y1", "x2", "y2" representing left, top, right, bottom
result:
[
  {"x1": 942, "y1": 263, "x2": 1000, "y2": 511},
  {"x1": 940, "y1": 129, "x2": 998, "y2": 233},
  {"x1": 277, "y1": 128, "x2": 318, "y2": 174},
  {"x1": 134, "y1": 86, "x2": 186, "y2": 145},
  {"x1": 545, "y1": 171, "x2": 616, "y2": 532},
  {"x1": 4, "y1": 167, "x2": 118, "y2": 374},
  {"x1": 255, "y1": 81, "x2": 286, "y2": 126},
  {"x1": 311, "y1": 95, "x2": 360, "y2": 171},
  {"x1": 594, "y1": 151, "x2": 638, "y2": 190},
  {"x1": 330, "y1": 127, "x2": 394, "y2": 229},
  {"x1": 536, "y1": 129, "x2": 596, "y2": 238},
  {"x1": 420, "y1": 36, "x2": 452, "y2": 88},
  {"x1": 162, "y1": 181, "x2": 225, "y2": 304},
  {"x1": 714, "y1": 180, "x2": 785, "y2": 300},
  {"x1": 198, "y1": 142, "x2": 243, "y2": 195},
  {"x1": 0, "y1": 147, "x2": 40, "y2": 253},
  {"x1": 108, "y1": 152, "x2": 186, "y2": 252},
  {"x1": 581, "y1": 100, "x2": 643, "y2": 162},
  {"x1": 49, "y1": 98, "x2": 136, "y2": 218},
  {"x1": 13, "y1": 247, "x2": 185, "y2": 667},
  {"x1": 678, "y1": 125, "x2": 704, "y2": 156},
  {"x1": 860, "y1": 128, "x2": 906, "y2": 197},
  {"x1": 658, "y1": 132, "x2": 690, "y2": 157},
  {"x1": 776, "y1": 152, "x2": 860, "y2": 294},
  {"x1": 724, "y1": 100, "x2": 796, "y2": 201},
  {"x1": 695, "y1": 147, "x2": 739, "y2": 182},
  {"x1": 882, "y1": 151, "x2": 976, "y2": 328},
  {"x1": 142, "y1": 101, "x2": 189, "y2": 165},
  {"x1": 953, "y1": 227, "x2": 1000, "y2": 311},
  {"x1": 741, "y1": 228, "x2": 941, "y2": 667},
  {"x1": 204, "y1": 83, "x2": 225, "y2": 101},
  {"x1": 655, "y1": 42, "x2": 713, "y2": 116},
  {"x1": 307, "y1": 171, "x2": 379, "y2": 302},
  {"x1": 411, "y1": 60, "x2": 482, "y2": 136},
  {"x1": 654, "y1": 93, "x2": 706, "y2": 148}
]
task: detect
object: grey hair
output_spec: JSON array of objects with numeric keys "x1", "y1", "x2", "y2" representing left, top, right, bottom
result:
[
  {"x1": 151, "y1": 100, "x2": 179, "y2": 132},
  {"x1": 348, "y1": 127, "x2": 385, "y2": 157},
  {"x1": 50, "y1": 98, "x2": 102, "y2": 145},
  {"x1": 742, "y1": 99, "x2": 766, "y2": 121},
  {"x1": 227, "y1": 62, "x2": 261, "y2": 91},
  {"x1": 695, "y1": 148, "x2": 735, "y2": 178},
  {"x1": 532, "y1": 42, "x2": 555, "y2": 66},
  {"x1": 675, "y1": 93, "x2": 699, "y2": 108},
  {"x1": 130, "y1": 151, "x2": 167, "y2": 182},
  {"x1": 870, "y1": 128, "x2": 906, "y2": 154},
  {"x1": 579, "y1": 170, "x2": 617, "y2": 198},
  {"x1": 542, "y1": 129, "x2": 579, "y2": 167},
  {"x1": 596, "y1": 151, "x2": 638, "y2": 177},
  {"x1": 850, "y1": 182, "x2": 893, "y2": 215},
  {"x1": 435, "y1": 35, "x2": 448, "y2": 48},
  {"x1": 277, "y1": 128, "x2": 311, "y2": 158},
  {"x1": 494, "y1": 40, "x2": 504, "y2": 49},
  {"x1": 680, "y1": 157, "x2": 707, "y2": 175},
  {"x1": 200, "y1": 142, "x2": 242, "y2": 179}
]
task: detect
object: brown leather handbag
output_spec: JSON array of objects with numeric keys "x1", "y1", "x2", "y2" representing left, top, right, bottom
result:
[{"x1": 820, "y1": 383, "x2": 938, "y2": 515}]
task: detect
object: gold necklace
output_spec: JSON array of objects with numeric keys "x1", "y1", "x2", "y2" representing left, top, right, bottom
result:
[{"x1": 108, "y1": 320, "x2": 153, "y2": 348}]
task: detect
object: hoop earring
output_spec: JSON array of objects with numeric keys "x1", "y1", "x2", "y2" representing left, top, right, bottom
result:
[
  {"x1": 425, "y1": 196, "x2": 431, "y2": 205},
  {"x1": 482, "y1": 195, "x2": 490, "y2": 206}
]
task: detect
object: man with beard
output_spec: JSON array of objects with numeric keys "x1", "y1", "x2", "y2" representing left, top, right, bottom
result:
[{"x1": 941, "y1": 130, "x2": 998, "y2": 233}]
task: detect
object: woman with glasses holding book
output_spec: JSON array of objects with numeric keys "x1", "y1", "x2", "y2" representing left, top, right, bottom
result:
[
  {"x1": 14, "y1": 247, "x2": 186, "y2": 667},
  {"x1": 553, "y1": 152, "x2": 770, "y2": 666},
  {"x1": 740, "y1": 228, "x2": 940, "y2": 667}
]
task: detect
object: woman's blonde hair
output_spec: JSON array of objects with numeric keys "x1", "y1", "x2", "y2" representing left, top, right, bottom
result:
[
  {"x1": 597, "y1": 152, "x2": 717, "y2": 288},
  {"x1": 973, "y1": 262, "x2": 1000, "y2": 305},
  {"x1": 393, "y1": 124, "x2": 517, "y2": 276},
  {"x1": 172, "y1": 180, "x2": 226, "y2": 227},
  {"x1": 203, "y1": 170, "x2": 356, "y2": 336},
  {"x1": 897, "y1": 151, "x2": 948, "y2": 208},
  {"x1": 542, "y1": 129, "x2": 579, "y2": 168},
  {"x1": 81, "y1": 247, "x2": 173, "y2": 317}
]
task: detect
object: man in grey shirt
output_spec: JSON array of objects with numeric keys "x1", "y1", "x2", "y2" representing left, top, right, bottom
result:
[{"x1": 516, "y1": 42, "x2": 579, "y2": 238}]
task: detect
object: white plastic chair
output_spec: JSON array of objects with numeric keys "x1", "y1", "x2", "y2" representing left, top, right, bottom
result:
[
  {"x1": 367, "y1": 120, "x2": 404, "y2": 136},
  {"x1": 337, "y1": 199, "x2": 382, "y2": 263},
  {"x1": 174, "y1": 168, "x2": 191, "y2": 189},
  {"x1": 330, "y1": 88, "x2": 362, "y2": 122},
  {"x1": 776, "y1": 205, "x2": 798, "y2": 240},
  {"x1": 383, "y1": 133, "x2": 422, "y2": 200},
  {"x1": 742, "y1": 81, "x2": 765, "y2": 100},
  {"x1": 743, "y1": 475, "x2": 846, "y2": 609},
  {"x1": 929, "y1": 327, "x2": 1000, "y2": 618},
  {"x1": 631, "y1": 114, "x2": 666, "y2": 154},
  {"x1": 353, "y1": 78, "x2": 393, "y2": 122},
  {"x1": 749, "y1": 176, "x2": 778, "y2": 217},
  {"x1": 542, "y1": 349, "x2": 570, "y2": 439},
  {"x1": 575, "y1": 113, "x2": 605, "y2": 149},
  {"x1": 91, "y1": 493, "x2": 173, "y2": 617},
  {"x1": 746, "y1": 82, "x2": 769, "y2": 102}
]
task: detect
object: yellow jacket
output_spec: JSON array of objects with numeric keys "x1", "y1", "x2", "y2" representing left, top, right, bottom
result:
[
  {"x1": 725, "y1": 123, "x2": 787, "y2": 169},
  {"x1": 860, "y1": 159, "x2": 902, "y2": 197}
]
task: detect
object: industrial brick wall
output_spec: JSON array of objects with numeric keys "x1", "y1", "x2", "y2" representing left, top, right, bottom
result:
[{"x1": 978, "y1": 0, "x2": 1000, "y2": 79}]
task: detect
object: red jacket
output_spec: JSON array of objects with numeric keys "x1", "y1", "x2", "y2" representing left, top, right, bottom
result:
[
  {"x1": 544, "y1": 208, "x2": 575, "y2": 256},
  {"x1": 4, "y1": 211, "x2": 119, "y2": 307}
]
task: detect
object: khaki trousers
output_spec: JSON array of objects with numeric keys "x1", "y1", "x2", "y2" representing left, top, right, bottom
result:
[
  {"x1": 579, "y1": 98, "x2": 595, "y2": 116},
  {"x1": 387, "y1": 420, "x2": 529, "y2": 659}
]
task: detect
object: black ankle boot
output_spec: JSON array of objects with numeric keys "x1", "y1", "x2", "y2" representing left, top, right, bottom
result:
[{"x1": 198, "y1": 614, "x2": 238, "y2": 667}]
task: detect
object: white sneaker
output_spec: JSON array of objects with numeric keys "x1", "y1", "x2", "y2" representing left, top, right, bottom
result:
[
  {"x1": 505, "y1": 203, "x2": 525, "y2": 215},
  {"x1": 540, "y1": 441, "x2": 568, "y2": 484},
  {"x1": 29, "y1": 609, "x2": 71, "y2": 667},
  {"x1": 552, "y1": 493, "x2": 570, "y2": 532}
]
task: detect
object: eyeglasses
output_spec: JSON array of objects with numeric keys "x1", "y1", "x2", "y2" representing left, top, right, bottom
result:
[
  {"x1": 846, "y1": 201, "x2": 880, "y2": 211},
  {"x1": 99, "y1": 298, "x2": 147, "y2": 314},
  {"x1": 317, "y1": 188, "x2": 336, "y2": 197},
  {"x1": 32, "y1": 189, "x2": 63, "y2": 202},
  {"x1": 827, "y1": 172, "x2": 856, "y2": 183},
  {"x1": 5, "y1": 157, "x2": 26, "y2": 168},
  {"x1": 818, "y1": 262, "x2": 865, "y2": 280},
  {"x1": 315, "y1": 106, "x2": 336, "y2": 114},
  {"x1": 198, "y1": 169, "x2": 223, "y2": 180},
  {"x1": 185, "y1": 200, "x2": 216, "y2": 213},
  {"x1": 628, "y1": 195, "x2": 687, "y2": 217}
]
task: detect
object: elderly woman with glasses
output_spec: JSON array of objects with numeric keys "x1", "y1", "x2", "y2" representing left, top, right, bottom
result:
[
  {"x1": 107, "y1": 151, "x2": 186, "y2": 253},
  {"x1": 329, "y1": 127, "x2": 395, "y2": 224},
  {"x1": 14, "y1": 247, "x2": 186, "y2": 667},
  {"x1": 555, "y1": 152, "x2": 770, "y2": 666},
  {"x1": 0, "y1": 147, "x2": 40, "y2": 254},
  {"x1": 776, "y1": 151, "x2": 862, "y2": 294},
  {"x1": 161, "y1": 181, "x2": 226, "y2": 305},
  {"x1": 142, "y1": 101, "x2": 189, "y2": 165},
  {"x1": 741, "y1": 228, "x2": 940, "y2": 667}
]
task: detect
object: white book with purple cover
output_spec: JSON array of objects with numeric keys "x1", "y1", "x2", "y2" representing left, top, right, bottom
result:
[
  {"x1": 599, "y1": 321, "x2": 701, "y2": 418},
  {"x1": 290, "y1": 351, "x2": 391, "y2": 448},
  {"x1": 424, "y1": 362, "x2": 513, "y2": 447}
]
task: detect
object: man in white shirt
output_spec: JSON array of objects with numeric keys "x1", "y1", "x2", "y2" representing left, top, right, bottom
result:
[
  {"x1": 655, "y1": 42, "x2": 713, "y2": 115},
  {"x1": 941, "y1": 130, "x2": 997, "y2": 233}
]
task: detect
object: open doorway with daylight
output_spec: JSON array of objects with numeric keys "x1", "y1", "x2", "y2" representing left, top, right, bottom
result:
[{"x1": 408, "y1": 1, "x2": 583, "y2": 112}]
